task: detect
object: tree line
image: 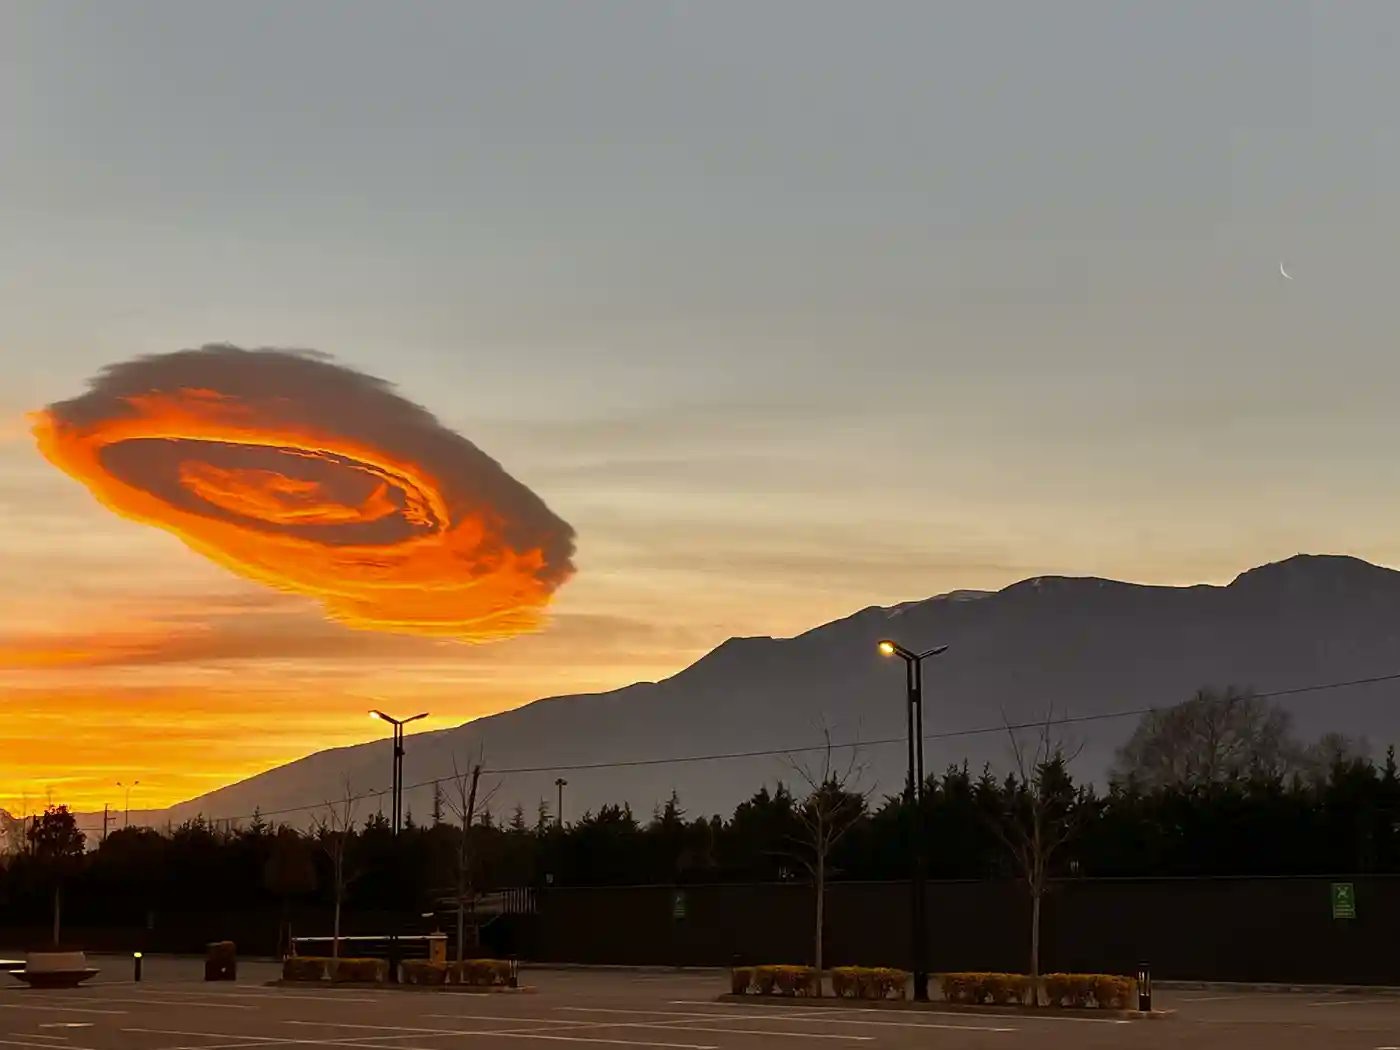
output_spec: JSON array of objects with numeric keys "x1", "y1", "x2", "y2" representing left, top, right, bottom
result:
[{"x1": 2, "y1": 687, "x2": 1394, "y2": 956}]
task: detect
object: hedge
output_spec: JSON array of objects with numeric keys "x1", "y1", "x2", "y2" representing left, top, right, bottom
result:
[
  {"x1": 402, "y1": 960, "x2": 448, "y2": 986},
  {"x1": 937, "y1": 972, "x2": 1134, "y2": 1009},
  {"x1": 830, "y1": 967, "x2": 910, "y2": 1001},
  {"x1": 937, "y1": 972, "x2": 1032, "y2": 1005},
  {"x1": 283, "y1": 956, "x2": 327, "y2": 982},
  {"x1": 732, "y1": 965, "x2": 819, "y2": 996},
  {"x1": 451, "y1": 959, "x2": 514, "y2": 986},
  {"x1": 1042, "y1": 973, "x2": 1133, "y2": 1009},
  {"x1": 282, "y1": 956, "x2": 387, "y2": 983},
  {"x1": 331, "y1": 958, "x2": 388, "y2": 983}
]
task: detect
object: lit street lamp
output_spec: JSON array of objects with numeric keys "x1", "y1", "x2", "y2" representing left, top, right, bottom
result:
[
  {"x1": 877, "y1": 639, "x2": 949, "y2": 1002},
  {"x1": 369, "y1": 710, "x2": 428, "y2": 835}
]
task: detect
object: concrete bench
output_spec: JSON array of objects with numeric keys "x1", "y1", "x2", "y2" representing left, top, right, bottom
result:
[{"x1": 8, "y1": 951, "x2": 100, "y2": 988}]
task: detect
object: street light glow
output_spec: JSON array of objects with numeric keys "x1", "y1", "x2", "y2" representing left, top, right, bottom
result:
[{"x1": 878, "y1": 640, "x2": 896, "y2": 656}]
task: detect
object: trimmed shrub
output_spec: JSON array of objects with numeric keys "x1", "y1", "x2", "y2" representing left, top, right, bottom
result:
[
  {"x1": 283, "y1": 956, "x2": 327, "y2": 982},
  {"x1": 1047, "y1": 974, "x2": 1120, "y2": 1008},
  {"x1": 751, "y1": 965, "x2": 818, "y2": 997},
  {"x1": 830, "y1": 967, "x2": 910, "y2": 1001},
  {"x1": 937, "y1": 972, "x2": 1030, "y2": 1006},
  {"x1": 1092, "y1": 975, "x2": 1133, "y2": 1009},
  {"x1": 451, "y1": 958, "x2": 513, "y2": 986},
  {"x1": 941, "y1": 971, "x2": 1132, "y2": 1010},
  {"x1": 730, "y1": 967, "x2": 753, "y2": 995},
  {"x1": 402, "y1": 960, "x2": 448, "y2": 986},
  {"x1": 981, "y1": 973, "x2": 1031, "y2": 1005},
  {"x1": 331, "y1": 958, "x2": 387, "y2": 983}
]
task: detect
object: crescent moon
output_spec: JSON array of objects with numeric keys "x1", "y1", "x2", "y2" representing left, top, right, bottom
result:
[{"x1": 1280, "y1": 261, "x2": 1293, "y2": 280}]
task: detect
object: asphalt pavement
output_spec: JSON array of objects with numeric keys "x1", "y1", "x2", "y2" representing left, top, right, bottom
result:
[{"x1": 1, "y1": 958, "x2": 1398, "y2": 1050}]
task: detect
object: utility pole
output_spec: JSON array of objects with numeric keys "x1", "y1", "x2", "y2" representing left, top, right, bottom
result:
[
  {"x1": 102, "y1": 804, "x2": 113, "y2": 842},
  {"x1": 555, "y1": 778, "x2": 568, "y2": 828}
]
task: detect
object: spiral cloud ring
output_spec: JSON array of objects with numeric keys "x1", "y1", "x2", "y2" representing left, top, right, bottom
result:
[{"x1": 32, "y1": 345, "x2": 576, "y2": 640}]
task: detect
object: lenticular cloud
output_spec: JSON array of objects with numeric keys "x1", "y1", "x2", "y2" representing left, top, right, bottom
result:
[{"x1": 32, "y1": 345, "x2": 576, "y2": 640}]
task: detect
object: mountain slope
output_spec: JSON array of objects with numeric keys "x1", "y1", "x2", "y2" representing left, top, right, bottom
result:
[{"x1": 129, "y1": 554, "x2": 1400, "y2": 828}]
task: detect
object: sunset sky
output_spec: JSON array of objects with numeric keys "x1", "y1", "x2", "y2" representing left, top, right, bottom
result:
[{"x1": 5, "y1": 3, "x2": 1400, "y2": 815}]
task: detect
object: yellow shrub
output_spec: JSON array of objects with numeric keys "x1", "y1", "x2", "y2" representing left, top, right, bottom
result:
[
  {"x1": 402, "y1": 960, "x2": 448, "y2": 986},
  {"x1": 452, "y1": 958, "x2": 513, "y2": 986},
  {"x1": 330, "y1": 958, "x2": 387, "y2": 983},
  {"x1": 1092, "y1": 975, "x2": 1133, "y2": 1009},
  {"x1": 283, "y1": 956, "x2": 327, "y2": 982},
  {"x1": 751, "y1": 965, "x2": 818, "y2": 996},
  {"x1": 872, "y1": 968, "x2": 910, "y2": 1000},
  {"x1": 1042, "y1": 973, "x2": 1094, "y2": 1007}
]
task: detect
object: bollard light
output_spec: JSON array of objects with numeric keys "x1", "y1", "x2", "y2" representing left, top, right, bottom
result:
[
  {"x1": 1136, "y1": 961, "x2": 1151, "y2": 1012},
  {"x1": 133, "y1": 951, "x2": 143, "y2": 982}
]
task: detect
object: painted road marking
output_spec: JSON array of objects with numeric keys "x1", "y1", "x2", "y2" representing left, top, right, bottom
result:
[
  {"x1": 1181, "y1": 995, "x2": 1253, "y2": 1002},
  {"x1": 672, "y1": 1000, "x2": 1123, "y2": 1026},
  {"x1": 283, "y1": 1020, "x2": 720, "y2": 1050},
  {"x1": 445, "y1": 1011, "x2": 877, "y2": 1042},
  {"x1": 137, "y1": 991, "x2": 382, "y2": 1005},
  {"x1": 598, "y1": 1005, "x2": 1016, "y2": 1033},
  {"x1": 33, "y1": 996, "x2": 252, "y2": 1011},
  {"x1": 0, "y1": 1006, "x2": 126, "y2": 1017}
]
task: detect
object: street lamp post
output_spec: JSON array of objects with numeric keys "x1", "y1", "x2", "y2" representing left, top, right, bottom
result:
[
  {"x1": 369, "y1": 710, "x2": 428, "y2": 835},
  {"x1": 117, "y1": 780, "x2": 140, "y2": 828},
  {"x1": 877, "y1": 639, "x2": 949, "y2": 1002},
  {"x1": 555, "y1": 778, "x2": 568, "y2": 827}
]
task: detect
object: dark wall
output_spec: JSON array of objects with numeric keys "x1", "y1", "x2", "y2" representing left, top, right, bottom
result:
[
  {"x1": 7, "y1": 877, "x2": 1397, "y2": 984},
  {"x1": 509, "y1": 876, "x2": 1400, "y2": 984}
]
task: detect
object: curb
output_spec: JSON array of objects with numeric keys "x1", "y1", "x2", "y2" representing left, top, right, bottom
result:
[
  {"x1": 266, "y1": 980, "x2": 535, "y2": 994},
  {"x1": 714, "y1": 993, "x2": 1172, "y2": 1021}
]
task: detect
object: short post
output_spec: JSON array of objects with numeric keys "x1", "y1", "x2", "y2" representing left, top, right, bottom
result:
[
  {"x1": 508, "y1": 957, "x2": 519, "y2": 989},
  {"x1": 1136, "y1": 961, "x2": 1151, "y2": 1012},
  {"x1": 133, "y1": 951, "x2": 143, "y2": 982}
]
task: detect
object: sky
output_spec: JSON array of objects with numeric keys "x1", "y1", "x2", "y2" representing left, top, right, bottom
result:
[{"x1": 4, "y1": 1, "x2": 1400, "y2": 814}]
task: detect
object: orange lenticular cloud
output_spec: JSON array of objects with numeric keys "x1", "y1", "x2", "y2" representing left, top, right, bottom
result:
[{"x1": 32, "y1": 345, "x2": 576, "y2": 639}]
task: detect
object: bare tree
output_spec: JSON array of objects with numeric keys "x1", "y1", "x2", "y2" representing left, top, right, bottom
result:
[
  {"x1": 784, "y1": 730, "x2": 871, "y2": 990},
  {"x1": 442, "y1": 754, "x2": 499, "y2": 966},
  {"x1": 987, "y1": 713, "x2": 1085, "y2": 1002},
  {"x1": 1111, "y1": 687, "x2": 1303, "y2": 788},
  {"x1": 312, "y1": 780, "x2": 358, "y2": 961}
]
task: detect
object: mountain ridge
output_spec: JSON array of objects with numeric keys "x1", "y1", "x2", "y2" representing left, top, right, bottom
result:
[{"x1": 98, "y1": 553, "x2": 1400, "y2": 830}]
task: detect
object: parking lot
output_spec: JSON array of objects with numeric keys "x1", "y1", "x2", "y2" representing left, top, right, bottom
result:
[{"x1": 2, "y1": 958, "x2": 1400, "y2": 1050}]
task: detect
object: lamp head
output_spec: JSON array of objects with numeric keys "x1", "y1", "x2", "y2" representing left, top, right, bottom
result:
[{"x1": 878, "y1": 640, "x2": 896, "y2": 656}]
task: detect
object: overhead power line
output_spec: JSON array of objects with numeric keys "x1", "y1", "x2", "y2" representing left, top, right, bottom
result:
[{"x1": 79, "y1": 669, "x2": 1400, "y2": 829}]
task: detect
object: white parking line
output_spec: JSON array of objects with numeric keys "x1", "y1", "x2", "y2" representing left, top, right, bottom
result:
[
  {"x1": 0, "y1": 1040, "x2": 103, "y2": 1050},
  {"x1": 42, "y1": 996, "x2": 253, "y2": 1011},
  {"x1": 567, "y1": 1005, "x2": 1015, "y2": 1033},
  {"x1": 284, "y1": 1020, "x2": 719, "y2": 1050},
  {"x1": 670, "y1": 999, "x2": 1121, "y2": 1027},
  {"x1": 452, "y1": 1012, "x2": 875, "y2": 1043},
  {"x1": 0, "y1": 1005, "x2": 126, "y2": 1017},
  {"x1": 148, "y1": 992, "x2": 382, "y2": 1005},
  {"x1": 1181, "y1": 995, "x2": 1252, "y2": 1002},
  {"x1": 1309, "y1": 1000, "x2": 1356, "y2": 1007}
]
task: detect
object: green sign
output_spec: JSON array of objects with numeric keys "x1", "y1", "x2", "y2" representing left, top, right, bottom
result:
[
  {"x1": 672, "y1": 890, "x2": 687, "y2": 920},
  {"x1": 1331, "y1": 882, "x2": 1357, "y2": 920}
]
